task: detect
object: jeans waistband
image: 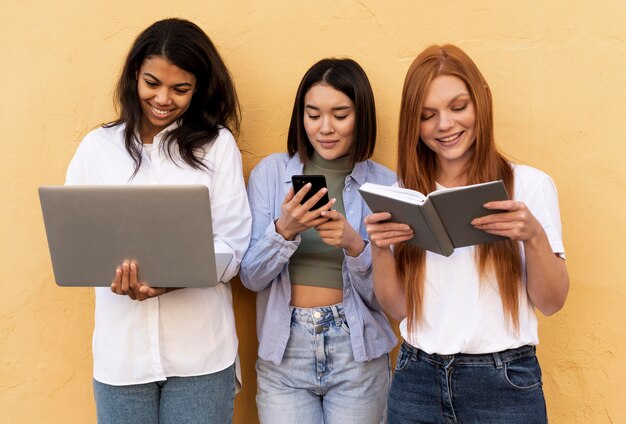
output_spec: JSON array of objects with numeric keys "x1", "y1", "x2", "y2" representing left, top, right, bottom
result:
[
  {"x1": 290, "y1": 302, "x2": 345, "y2": 327},
  {"x1": 402, "y1": 341, "x2": 536, "y2": 367}
]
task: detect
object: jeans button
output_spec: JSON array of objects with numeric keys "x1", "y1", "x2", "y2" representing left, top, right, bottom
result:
[
  {"x1": 313, "y1": 311, "x2": 322, "y2": 319},
  {"x1": 315, "y1": 325, "x2": 324, "y2": 334}
]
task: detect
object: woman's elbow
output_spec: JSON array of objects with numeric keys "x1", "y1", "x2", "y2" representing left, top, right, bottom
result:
[
  {"x1": 537, "y1": 300, "x2": 565, "y2": 316},
  {"x1": 537, "y1": 276, "x2": 570, "y2": 316}
]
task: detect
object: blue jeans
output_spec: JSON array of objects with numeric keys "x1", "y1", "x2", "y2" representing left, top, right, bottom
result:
[
  {"x1": 388, "y1": 342, "x2": 547, "y2": 424},
  {"x1": 256, "y1": 304, "x2": 390, "y2": 424},
  {"x1": 93, "y1": 364, "x2": 235, "y2": 424}
]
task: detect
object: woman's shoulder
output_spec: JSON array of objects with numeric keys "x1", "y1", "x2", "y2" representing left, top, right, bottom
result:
[
  {"x1": 511, "y1": 163, "x2": 554, "y2": 185},
  {"x1": 207, "y1": 126, "x2": 237, "y2": 149},
  {"x1": 197, "y1": 127, "x2": 239, "y2": 162},
  {"x1": 511, "y1": 162, "x2": 558, "y2": 199},
  {"x1": 76, "y1": 123, "x2": 125, "y2": 151},
  {"x1": 362, "y1": 159, "x2": 397, "y2": 185},
  {"x1": 251, "y1": 153, "x2": 291, "y2": 172},
  {"x1": 246, "y1": 153, "x2": 293, "y2": 187}
]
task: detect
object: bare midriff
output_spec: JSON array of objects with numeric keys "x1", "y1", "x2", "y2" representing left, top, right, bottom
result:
[{"x1": 290, "y1": 284, "x2": 343, "y2": 308}]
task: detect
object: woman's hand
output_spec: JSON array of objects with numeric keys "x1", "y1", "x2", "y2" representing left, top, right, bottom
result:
[
  {"x1": 364, "y1": 212, "x2": 414, "y2": 249},
  {"x1": 473, "y1": 200, "x2": 569, "y2": 316},
  {"x1": 363, "y1": 212, "x2": 410, "y2": 320},
  {"x1": 471, "y1": 200, "x2": 541, "y2": 242},
  {"x1": 317, "y1": 210, "x2": 364, "y2": 257},
  {"x1": 275, "y1": 184, "x2": 335, "y2": 241},
  {"x1": 110, "y1": 262, "x2": 168, "y2": 301},
  {"x1": 111, "y1": 262, "x2": 146, "y2": 300}
]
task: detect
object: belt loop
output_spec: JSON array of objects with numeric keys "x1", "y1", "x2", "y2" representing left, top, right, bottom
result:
[
  {"x1": 330, "y1": 304, "x2": 342, "y2": 327},
  {"x1": 492, "y1": 352, "x2": 503, "y2": 369}
]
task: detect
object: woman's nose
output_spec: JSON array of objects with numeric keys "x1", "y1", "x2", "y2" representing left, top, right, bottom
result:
[
  {"x1": 438, "y1": 112, "x2": 454, "y2": 131},
  {"x1": 320, "y1": 117, "x2": 335, "y2": 135},
  {"x1": 154, "y1": 88, "x2": 172, "y2": 106}
]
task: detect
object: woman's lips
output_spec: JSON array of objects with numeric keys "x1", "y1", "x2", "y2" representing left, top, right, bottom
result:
[{"x1": 436, "y1": 131, "x2": 463, "y2": 144}]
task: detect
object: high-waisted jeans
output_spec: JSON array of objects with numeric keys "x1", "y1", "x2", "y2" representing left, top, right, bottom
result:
[
  {"x1": 256, "y1": 303, "x2": 390, "y2": 424},
  {"x1": 388, "y1": 341, "x2": 547, "y2": 424}
]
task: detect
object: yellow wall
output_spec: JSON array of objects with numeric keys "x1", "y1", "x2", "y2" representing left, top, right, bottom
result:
[{"x1": 1, "y1": 1, "x2": 624, "y2": 423}]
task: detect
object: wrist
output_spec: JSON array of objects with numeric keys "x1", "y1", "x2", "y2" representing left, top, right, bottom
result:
[
  {"x1": 345, "y1": 238, "x2": 366, "y2": 257},
  {"x1": 275, "y1": 218, "x2": 295, "y2": 241},
  {"x1": 523, "y1": 224, "x2": 549, "y2": 250}
]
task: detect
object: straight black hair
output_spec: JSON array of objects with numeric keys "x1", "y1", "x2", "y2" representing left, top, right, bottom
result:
[
  {"x1": 287, "y1": 58, "x2": 377, "y2": 166},
  {"x1": 106, "y1": 18, "x2": 240, "y2": 176}
]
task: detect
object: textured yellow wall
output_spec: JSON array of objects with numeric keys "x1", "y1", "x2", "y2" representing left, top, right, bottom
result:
[{"x1": 1, "y1": 1, "x2": 624, "y2": 423}]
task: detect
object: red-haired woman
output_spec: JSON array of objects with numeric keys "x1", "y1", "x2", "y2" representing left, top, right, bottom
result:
[{"x1": 364, "y1": 44, "x2": 569, "y2": 423}]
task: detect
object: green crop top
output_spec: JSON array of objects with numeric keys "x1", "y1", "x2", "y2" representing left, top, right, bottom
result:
[{"x1": 288, "y1": 152, "x2": 352, "y2": 289}]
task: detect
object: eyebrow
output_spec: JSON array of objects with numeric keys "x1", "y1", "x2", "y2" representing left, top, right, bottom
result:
[
  {"x1": 421, "y1": 93, "x2": 470, "y2": 110},
  {"x1": 304, "y1": 105, "x2": 353, "y2": 111},
  {"x1": 143, "y1": 72, "x2": 194, "y2": 88}
]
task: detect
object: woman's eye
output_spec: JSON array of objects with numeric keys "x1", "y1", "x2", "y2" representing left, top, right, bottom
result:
[
  {"x1": 307, "y1": 115, "x2": 320, "y2": 120},
  {"x1": 145, "y1": 80, "x2": 158, "y2": 87},
  {"x1": 174, "y1": 88, "x2": 190, "y2": 95},
  {"x1": 421, "y1": 113, "x2": 435, "y2": 121},
  {"x1": 451, "y1": 104, "x2": 467, "y2": 112},
  {"x1": 335, "y1": 115, "x2": 348, "y2": 120}
]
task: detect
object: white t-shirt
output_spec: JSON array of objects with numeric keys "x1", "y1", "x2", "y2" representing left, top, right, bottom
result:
[
  {"x1": 400, "y1": 164, "x2": 565, "y2": 354},
  {"x1": 65, "y1": 123, "x2": 251, "y2": 386}
]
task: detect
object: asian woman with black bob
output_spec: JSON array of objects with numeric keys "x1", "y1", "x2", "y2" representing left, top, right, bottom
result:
[
  {"x1": 241, "y1": 58, "x2": 396, "y2": 423},
  {"x1": 364, "y1": 44, "x2": 569, "y2": 423},
  {"x1": 65, "y1": 18, "x2": 251, "y2": 423}
]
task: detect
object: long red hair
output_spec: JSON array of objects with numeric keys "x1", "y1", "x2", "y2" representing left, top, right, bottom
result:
[{"x1": 396, "y1": 44, "x2": 522, "y2": 334}]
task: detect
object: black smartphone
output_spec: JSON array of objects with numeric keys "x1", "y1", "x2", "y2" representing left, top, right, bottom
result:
[{"x1": 291, "y1": 175, "x2": 330, "y2": 210}]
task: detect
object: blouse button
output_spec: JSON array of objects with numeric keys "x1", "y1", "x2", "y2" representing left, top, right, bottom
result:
[{"x1": 349, "y1": 210, "x2": 354, "y2": 215}]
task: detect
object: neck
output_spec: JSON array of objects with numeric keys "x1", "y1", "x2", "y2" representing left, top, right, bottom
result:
[
  {"x1": 309, "y1": 151, "x2": 353, "y2": 171},
  {"x1": 139, "y1": 124, "x2": 157, "y2": 144},
  {"x1": 436, "y1": 161, "x2": 469, "y2": 187}
]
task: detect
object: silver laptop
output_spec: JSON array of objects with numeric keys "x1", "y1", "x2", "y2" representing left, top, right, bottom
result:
[{"x1": 38, "y1": 185, "x2": 233, "y2": 287}]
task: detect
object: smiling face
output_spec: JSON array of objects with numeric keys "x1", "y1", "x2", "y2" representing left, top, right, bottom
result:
[
  {"x1": 303, "y1": 83, "x2": 356, "y2": 161},
  {"x1": 419, "y1": 75, "x2": 476, "y2": 174},
  {"x1": 136, "y1": 56, "x2": 196, "y2": 143}
]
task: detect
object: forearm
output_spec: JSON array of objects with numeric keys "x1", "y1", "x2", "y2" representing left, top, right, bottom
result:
[
  {"x1": 524, "y1": 231, "x2": 569, "y2": 316},
  {"x1": 240, "y1": 222, "x2": 298, "y2": 292},
  {"x1": 371, "y1": 245, "x2": 406, "y2": 320},
  {"x1": 343, "y1": 241, "x2": 382, "y2": 309}
]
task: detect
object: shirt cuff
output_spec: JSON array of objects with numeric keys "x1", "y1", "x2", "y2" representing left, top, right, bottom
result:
[
  {"x1": 265, "y1": 219, "x2": 301, "y2": 256},
  {"x1": 344, "y1": 239, "x2": 372, "y2": 274}
]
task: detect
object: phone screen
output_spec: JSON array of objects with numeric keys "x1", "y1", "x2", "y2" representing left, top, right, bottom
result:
[{"x1": 291, "y1": 175, "x2": 330, "y2": 210}]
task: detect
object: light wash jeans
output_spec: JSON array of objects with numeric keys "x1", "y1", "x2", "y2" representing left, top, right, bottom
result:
[
  {"x1": 256, "y1": 303, "x2": 390, "y2": 424},
  {"x1": 388, "y1": 342, "x2": 547, "y2": 424},
  {"x1": 93, "y1": 364, "x2": 235, "y2": 424}
]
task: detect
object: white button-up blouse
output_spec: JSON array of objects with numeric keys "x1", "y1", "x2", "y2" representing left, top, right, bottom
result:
[{"x1": 65, "y1": 123, "x2": 251, "y2": 386}]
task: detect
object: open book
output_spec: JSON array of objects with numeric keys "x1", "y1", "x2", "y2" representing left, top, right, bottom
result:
[{"x1": 359, "y1": 180, "x2": 509, "y2": 256}]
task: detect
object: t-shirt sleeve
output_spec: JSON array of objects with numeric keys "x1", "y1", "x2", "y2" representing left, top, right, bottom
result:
[{"x1": 522, "y1": 171, "x2": 566, "y2": 257}]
